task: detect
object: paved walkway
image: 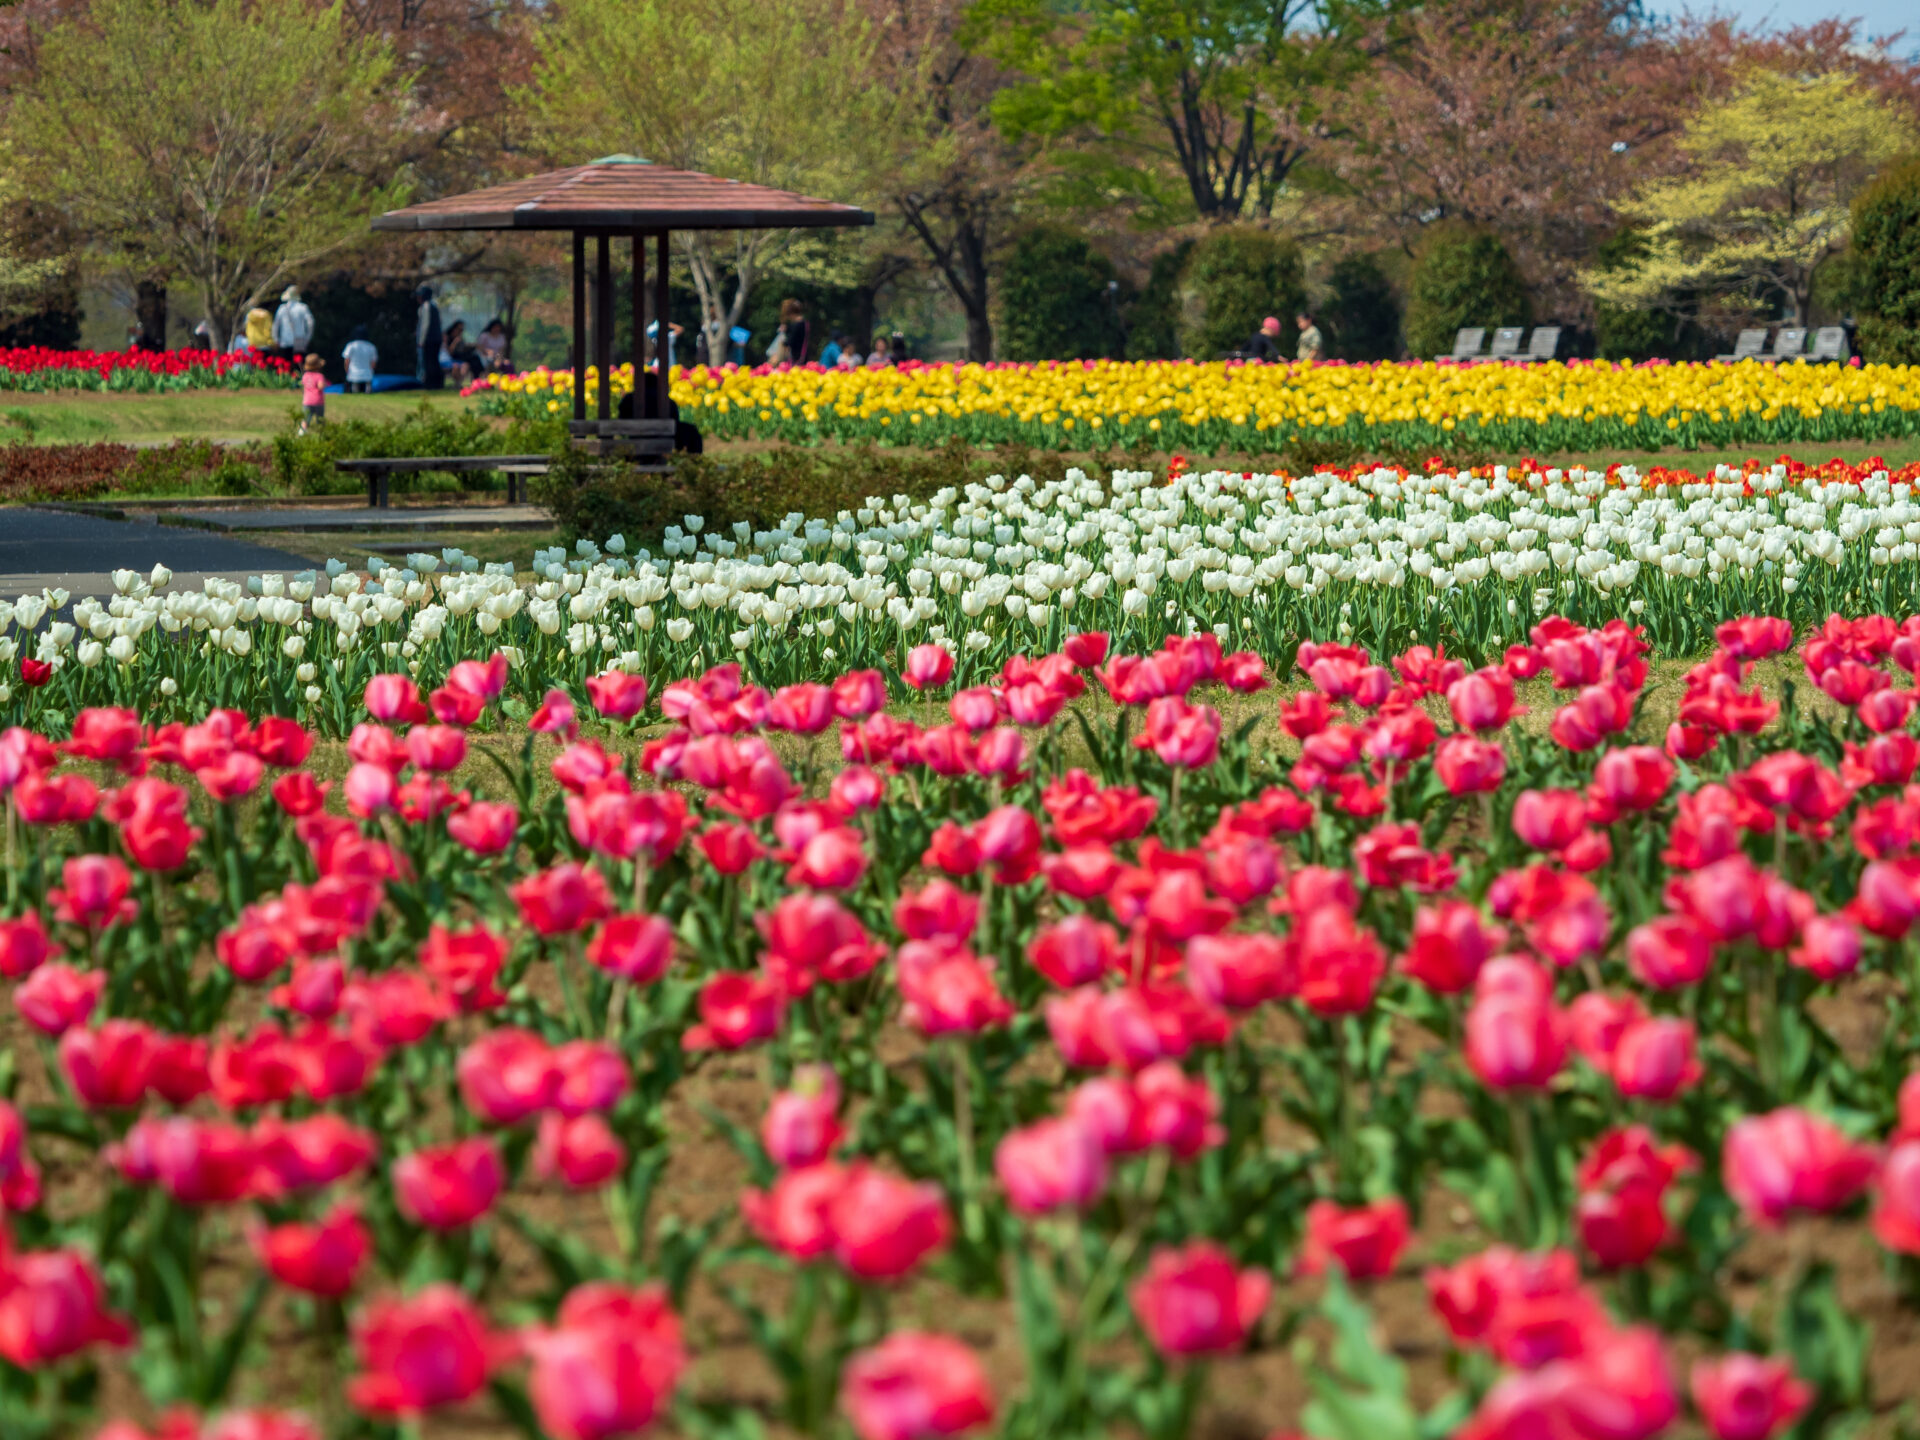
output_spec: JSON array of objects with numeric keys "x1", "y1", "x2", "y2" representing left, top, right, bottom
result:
[
  {"x1": 0, "y1": 508, "x2": 316, "y2": 600},
  {"x1": 163, "y1": 505, "x2": 552, "y2": 533}
]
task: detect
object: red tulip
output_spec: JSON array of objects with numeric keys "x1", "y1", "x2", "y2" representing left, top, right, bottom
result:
[
  {"x1": 0, "y1": 1248, "x2": 133, "y2": 1367},
  {"x1": 769, "y1": 683, "x2": 837, "y2": 734},
  {"x1": 251, "y1": 1114, "x2": 378, "y2": 1192},
  {"x1": 1690, "y1": 1353, "x2": 1812, "y2": 1440},
  {"x1": 1789, "y1": 913, "x2": 1861, "y2": 981},
  {"x1": 522, "y1": 1282, "x2": 687, "y2": 1440},
  {"x1": 268, "y1": 770, "x2": 330, "y2": 819},
  {"x1": 897, "y1": 941, "x2": 1013, "y2": 1036},
  {"x1": 253, "y1": 1204, "x2": 371, "y2": 1296},
  {"x1": 1465, "y1": 960, "x2": 1566, "y2": 1091},
  {"x1": 1722, "y1": 1108, "x2": 1878, "y2": 1226},
  {"x1": 762, "y1": 1065, "x2": 843, "y2": 1167},
  {"x1": 894, "y1": 880, "x2": 980, "y2": 943},
  {"x1": 903, "y1": 643, "x2": 955, "y2": 690},
  {"x1": 60, "y1": 1019, "x2": 153, "y2": 1105},
  {"x1": 393, "y1": 1137, "x2": 504, "y2": 1229},
  {"x1": 341, "y1": 970, "x2": 452, "y2": 1047},
  {"x1": 840, "y1": 1332, "x2": 994, "y2": 1440},
  {"x1": 948, "y1": 687, "x2": 1000, "y2": 731},
  {"x1": 697, "y1": 822, "x2": 763, "y2": 874},
  {"x1": 1186, "y1": 931, "x2": 1295, "y2": 1010},
  {"x1": 511, "y1": 863, "x2": 614, "y2": 936},
  {"x1": 404, "y1": 724, "x2": 467, "y2": 774},
  {"x1": 64, "y1": 707, "x2": 143, "y2": 766},
  {"x1": 1513, "y1": 789, "x2": 1589, "y2": 852},
  {"x1": 363, "y1": 674, "x2": 429, "y2": 723},
  {"x1": 1447, "y1": 668, "x2": 1522, "y2": 731},
  {"x1": 19, "y1": 963, "x2": 108, "y2": 1036},
  {"x1": 742, "y1": 1161, "x2": 847, "y2": 1260},
  {"x1": 788, "y1": 825, "x2": 870, "y2": 890},
  {"x1": 585, "y1": 913, "x2": 674, "y2": 983},
  {"x1": 585, "y1": 669, "x2": 650, "y2": 720},
  {"x1": 1297, "y1": 1197, "x2": 1410, "y2": 1279},
  {"x1": 0, "y1": 911, "x2": 56, "y2": 979},
  {"x1": 832, "y1": 669, "x2": 888, "y2": 718},
  {"x1": 829, "y1": 1164, "x2": 952, "y2": 1280},
  {"x1": 1124, "y1": 1061, "x2": 1222, "y2": 1158},
  {"x1": 1872, "y1": 1140, "x2": 1920, "y2": 1254},
  {"x1": 200, "y1": 1411, "x2": 321, "y2": 1440},
  {"x1": 14, "y1": 771, "x2": 99, "y2": 826},
  {"x1": 533, "y1": 1113, "x2": 627, "y2": 1189},
  {"x1": 458, "y1": 1029, "x2": 557, "y2": 1125},
  {"x1": 530, "y1": 686, "x2": 580, "y2": 739},
  {"x1": 348, "y1": 1284, "x2": 508, "y2": 1416},
  {"x1": 1137, "y1": 696, "x2": 1221, "y2": 769},
  {"x1": 1434, "y1": 734, "x2": 1507, "y2": 795},
  {"x1": 1292, "y1": 904, "x2": 1387, "y2": 1016},
  {"x1": 1400, "y1": 900, "x2": 1505, "y2": 995},
  {"x1": 1625, "y1": 915, "x2": 1715, "y2": 989},
  {"x1": 551, "y1": 1040, "x2": 627, "y2": 1115},
  {"x1": 757, "y1": 893, "x2": 881, "y2": 996},
  {"x1": 1130, "y1": 1242, "x2": 1271, "y2": 1356},
  {"x1": 49, "y1": 855, "x2": 135, "y2": 931},
  {"x1": 994, "y1": 1116, "x2": 1107, "y2": 1213},
  {"x1": 1608, "y1": 1017, "x2": 1701, "y2": 1101},
  {"x1": 683, "y1": 972, "x2": 786, "y2": 1050},
  {"x1": 1063, "y1": 632, "x2": 1110, "y2": 668}
]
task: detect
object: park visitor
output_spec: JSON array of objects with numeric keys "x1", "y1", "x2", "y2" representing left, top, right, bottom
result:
[
  {"x1": 766, "y1": 323, "x2": 792, "y2": 366},
  {"x1": 1296, "y1": 311, "x2": 1324, "y2": 362},
  {"x1": 865, "y1": 335, "x2": 891, "y2": 367},
  {"x1": 240, "y1": 306, "x2": 274, "y2": 357},
  {"x1": 1244, "y1": 316, "x2": 1283, "y2": 361},
  {"x1": 818, "y1": 334, "x2": 843, "y2": 368},
  {"x1": 298, "y1": 354, "x2": 326, "y2": 432},
  {"x1": 445, "y1": 320, "x2": 482, "y2": 384},
  {"x1": 476, "y1": 318, "x2": 509, "y2": 373},
  {"x1": 890, "y1": 329, "x2": 910, "y2": 362},
  {"x1": 415, "y1": 284, "x2": 443, "y2": 390},
  {"x1": 647, "y1": 318, "x2": 684, "y2": 367},
  {"x1": 273, "y1": 286, "x2": 314, "y2": 360},
  {"x1": 341, "y1": 325, "x2": 377, "y2": 392},
  {"x1": 780, "y1": 298, "x2": 810, "y2": 364}
]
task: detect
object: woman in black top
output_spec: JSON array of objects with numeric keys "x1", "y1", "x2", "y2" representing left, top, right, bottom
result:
[{"x1": 779, "y1": 298, "x2": 809, "y2": 365}]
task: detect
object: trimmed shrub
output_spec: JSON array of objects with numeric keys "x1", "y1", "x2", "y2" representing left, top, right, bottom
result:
[
  {"x1": 1182, "y1": 227, "x2": 1305, "y2": 360},
  {"x1": 1321, "y1": 253, "x2": 1400, "y2": 361},
  {"x1": 1125, "y1": 241, "x2": 1194, "y2": 360},
  {"x1": 1853, "y1": 155, "x2": 1920, "y2": 365},
  {"x1": 269, "y1": 406, "x2": 563, "y2": 495},
  {"x1": 998, "y1": 225, "x2": 1123, "y2": 361},
  {"x1": 1403, "y1": 223, "x2": 1530, "y2": 361}
]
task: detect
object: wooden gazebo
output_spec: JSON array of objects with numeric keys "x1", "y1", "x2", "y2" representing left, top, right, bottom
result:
[{"x1": 371, "y1": 157, "x2": 873, "y2": 461}]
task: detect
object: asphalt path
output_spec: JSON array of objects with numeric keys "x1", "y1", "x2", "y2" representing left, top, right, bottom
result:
[{"x1": 0, "y1": 507, "x2": 316, "y2": 601}]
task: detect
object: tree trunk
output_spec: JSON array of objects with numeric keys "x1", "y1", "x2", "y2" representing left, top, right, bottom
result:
[
  {"x1": 965, "y1": 307, "x2": 993, "y2": 364},
  {"x1": 134, "y1": 280, "x2": 168, "y2": 350}
]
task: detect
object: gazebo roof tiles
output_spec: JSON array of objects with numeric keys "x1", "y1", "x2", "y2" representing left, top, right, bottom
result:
[{"x1": 370, "y1": 158, "x2": 874, "y2": 233}]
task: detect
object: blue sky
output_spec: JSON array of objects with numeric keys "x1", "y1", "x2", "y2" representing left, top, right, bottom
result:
[{"x1": 1700, "y1": 0, "x2": 1916, "y2": 52}]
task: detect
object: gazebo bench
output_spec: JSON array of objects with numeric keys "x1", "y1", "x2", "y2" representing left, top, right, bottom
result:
[{"x1": 334, "y1": 455, "x2": 553, "y2": 508}]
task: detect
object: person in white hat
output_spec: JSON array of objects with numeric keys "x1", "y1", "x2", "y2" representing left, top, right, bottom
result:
[{"x1": 272, "y1": 285, "x2": 314, "y2": 361}]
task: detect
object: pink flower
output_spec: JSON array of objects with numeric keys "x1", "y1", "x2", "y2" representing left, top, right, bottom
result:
[
  {"x1": 840, "y1": 1332, "x2": 994, "y2": 1440},
  {"x1": 1689, "y1": 1354, "x2": 1811, "y2": 1440},
  {"x1": 521, "y1": 1283, "x2": 687, "y2": 1440},
  {"x1": 1297, "y1": 1198, "x2": 1410, "y2": 1279},
  {"x1": 1722, "y1": 1108, "x2": 1878, "y2": 1226},
  {"x1": 903, "y1": 644, "x2": 955, "y2": 690},
  {"x1": 762, "y1": 1066, "x2": 843, "y2": 1168},
  {"x1": 994, "y1": 1116, "x2": 1108, "y2": 1214},
  {"x1": 1129, "y1": 1242, "x2": 1271, "y2": 1356}
]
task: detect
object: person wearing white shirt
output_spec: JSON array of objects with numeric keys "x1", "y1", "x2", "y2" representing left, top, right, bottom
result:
[
  {"x1": 341, "y1": 325, "x2": 378, "y2": 394},
  {"x1": 272, "y1": 286, "x2": 314, "y2": 359}
]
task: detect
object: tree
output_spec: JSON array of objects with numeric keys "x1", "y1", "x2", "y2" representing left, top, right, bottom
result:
[
  {"x1": 998, "y1": 224, "x2": 1122, "y2": 360},
  {"x1": 525, "y1": 0, "x2": 887, "y2": 368},
  {"x1": 1183, "y1": 225, "x2": 1303, "y2": 357},
  {"x1": 876, "y1": 0, "x2": 1035, "y2": 362},
  {"x1": 1403, "y1": 221, "x2": 1530, "y2": 359},
  {"x1": 1851, "y1": 154, "x2": 1920, "y2": 364},
  {"x1": 1326, "y1": 0, "x2": 1695, "y2": 314},
  {"x1": 0, "y1": 139, "x2": 61, "y2": 321},
  {"x1": 9, "y1": 0, "x2": 408, "y2": 348},
  {"x1": 965, "y1": 0, "x2": 1394, "y2": 225},
  {"x1": 1585, "y1": 69, "x2": 1916, "y2": 327}
]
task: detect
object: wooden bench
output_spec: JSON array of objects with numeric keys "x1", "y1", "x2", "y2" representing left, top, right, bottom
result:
[{"x1": 333, "y1": 455, "x2": 552, "y2": 508}]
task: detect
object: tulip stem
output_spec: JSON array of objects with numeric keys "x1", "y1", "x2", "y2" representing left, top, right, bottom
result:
[
  {"x1": 1508, "y1": 1093, "x2": 1540, "y2": 1246},
  {"x1": 561, "y1": 933, "x2": 590, "y2": 1036},
  {"x1": 951, "y1": 1039, "x2": 982, "y2": 1243}
]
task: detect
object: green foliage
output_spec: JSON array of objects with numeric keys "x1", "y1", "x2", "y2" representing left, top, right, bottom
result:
[
  {"x1": 1321, "y1": 252, "x2": 1401, "y2": 361},
  {"x1": 534, "y1": 438, "x2": 1079, "y2": 546},
  {"x1": 1403, "y1": 222, "x2": 1531, "y2": 361},
  {"x1": 9, "y1": 0, "x2": 406, "y2": 347},
  {"x1": 1593, "y1": 229, "x2": 1689, "y2": 361},
  {"x1": 1852, "y1": 154, "x2": 1920, "y2": 364},
  {"x1": 998, "y1": 225, "x2": 1123, "y2": 361},
  {"x1": 269, "y1": 405, "x2": 563, "y2": 496},
  {"x1": 1126, "y1": 241, "x2": 1194, "y2": 360},
  {"x1": 1183, "y1": 226, "x2": 1305, "y2": 360}
]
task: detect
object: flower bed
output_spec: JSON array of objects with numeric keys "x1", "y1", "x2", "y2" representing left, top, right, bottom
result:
[
  {"x1": 9, "y1": 457, "x2": 1920, "y2": 731},
  {"x1": 0, "y1": 346, "x2": 297, "y2": 393},
  {"x1": 465, "y1": 357, "x2": 1920, "y2": 454},
  {"x1": 0, "y1": 614, "x2": 1916, "y2": 1439}
]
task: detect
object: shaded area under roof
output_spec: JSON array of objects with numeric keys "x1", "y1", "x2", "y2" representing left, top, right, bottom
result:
[{"x1": 371, "y1": 159, "x2": 875, "y2": 233}]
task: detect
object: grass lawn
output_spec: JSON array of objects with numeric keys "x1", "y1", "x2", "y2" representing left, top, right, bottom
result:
[
  {"x1": 6, "y1": 386, "x2": 1920, "y2": 475},
  {"x1": 0, "y1": 387, "x2": 475, "y2": 446}
]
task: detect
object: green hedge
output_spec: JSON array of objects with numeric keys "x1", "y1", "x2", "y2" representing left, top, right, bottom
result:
[
  {"x1": 1854, "y1": 155, "x2": 1920, "y2": 365},
  {"x1": 1403, "y1": 222, "x2": 1531, "y2": 361},
  {"x1": 1183, "y1": 227, "x2": 1304, "y2": 360},
  {"x1": 269, "y1": 405, "x2": 565, "y2": 494},
  {"x1": 998, "y1": 225, "x2": 1124, "y2": 362}
]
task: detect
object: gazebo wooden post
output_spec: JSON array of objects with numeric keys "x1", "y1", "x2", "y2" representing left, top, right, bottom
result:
[
  {"x1": 654, "y1": 230, "x2": 669, "y2": 420},
  {"x1": 630, "y1": 230, "x2": 645, "y2": 413},
  {"x1": 594, "y1": 232, "x2": 612, "y2": 423},
  {"x1": 570, "y1": 232, "x2": 586, "y2": 425}
]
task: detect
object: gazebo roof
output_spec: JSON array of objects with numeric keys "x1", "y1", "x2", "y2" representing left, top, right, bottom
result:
[{"x1": 370, "y1": 157, "x2": 874, "y2": 233}]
